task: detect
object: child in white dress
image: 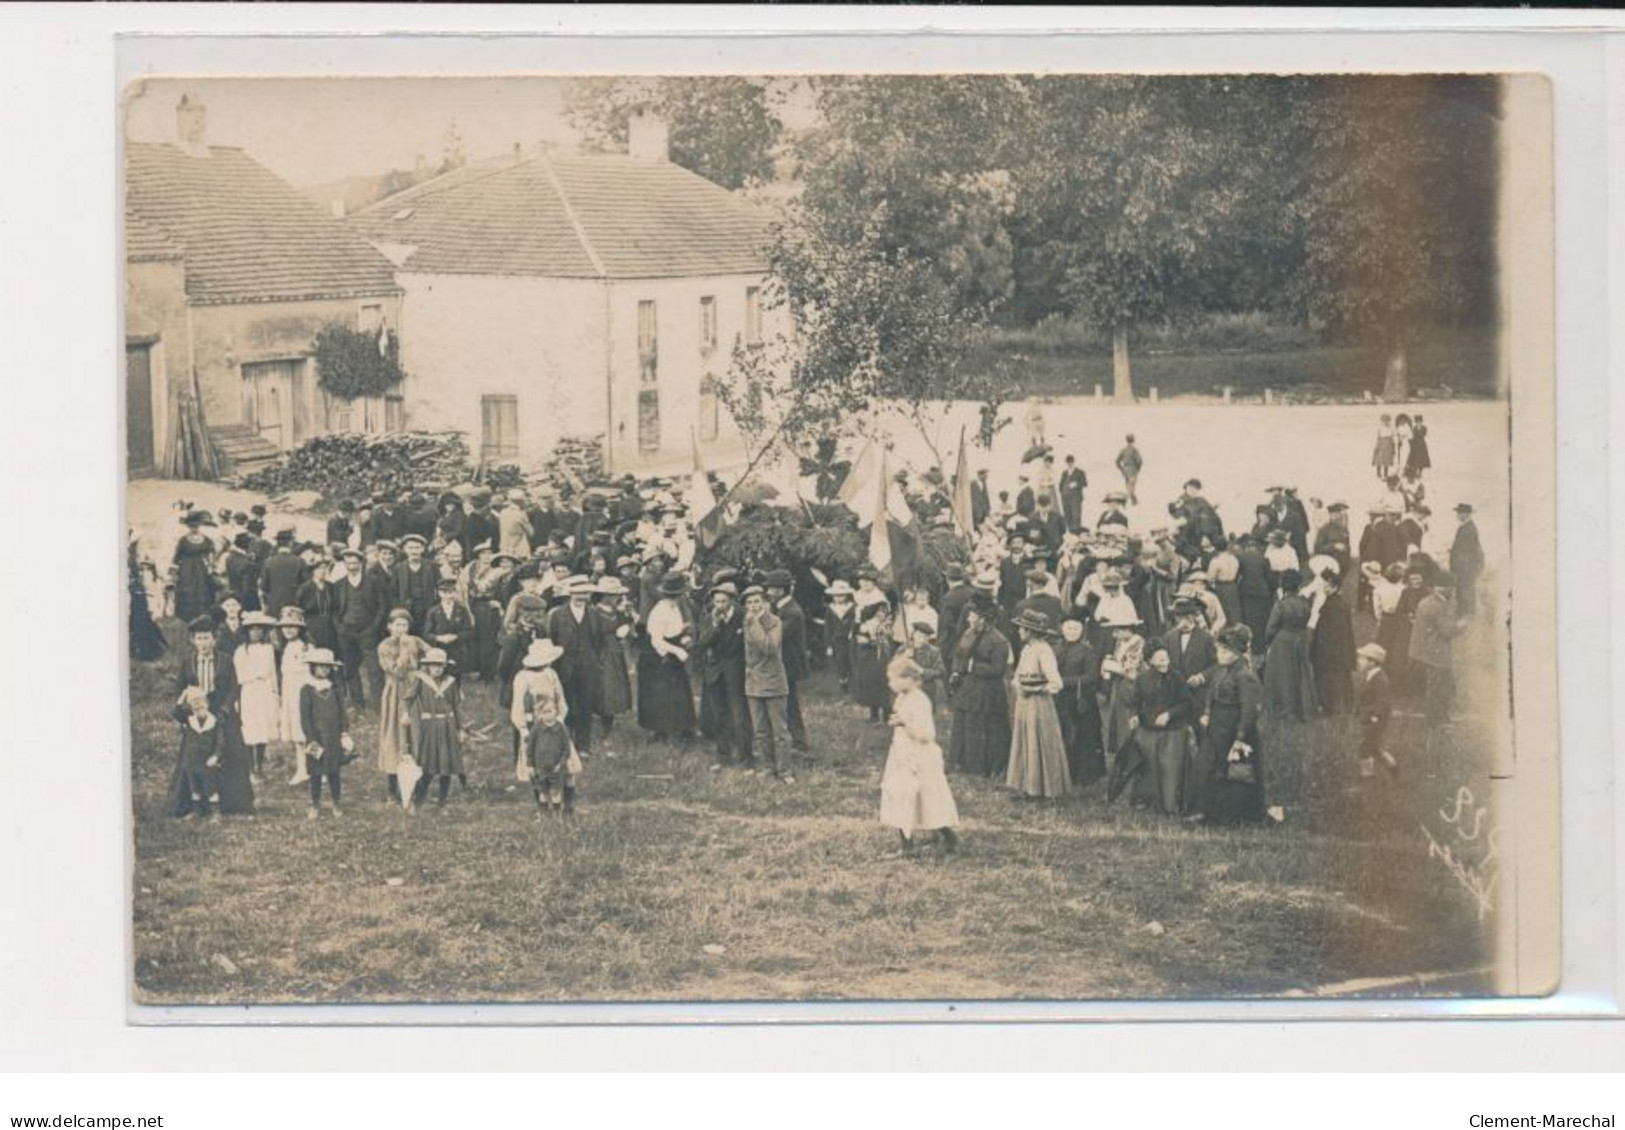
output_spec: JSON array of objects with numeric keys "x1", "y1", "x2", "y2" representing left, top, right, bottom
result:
[
  {"x1": 234, "y1": 611, "x2": 281, "y2": 781},
  {"x1": 880, "y1": 654, "x2": 960, "y2": 855}
]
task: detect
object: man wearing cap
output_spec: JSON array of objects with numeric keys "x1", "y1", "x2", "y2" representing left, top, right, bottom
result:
[
  {"x1": 697, "y1": 582, "x2": 752, "y2": 771},
  {"x1": 424, "y1": 577, "x2": 474, "y2": 673},
  {"x1": 1058, "y1": 454, "x2": 1087, "y2": 534},
  {"x1": 1115, "y1": 434, "x2": 1142, "y2": 506},
  {"x1": 741, "y1": 586, "x2": 795, "y2": 783},
  {"x1": 547, "y1": 577, "x2": 603, "y2": 755},
  {"x1": 499, "y1": 489, "x2": 534, "y2": 559},
  {"x1": 763, "y1": 570, "x2": 811, "y2": 757},
  {"x1": 1354, "y1": 643, "x2": 1394, "y2": 778},
  {"x1": 259, "y1": 529, "x2": 309, "y2": 623},
  {"x1": 1449, "y1": 503, "x2": 1484, "y2": 616},
  {"x1": 332, "y1": 547, "x2": 384, "y2": 706},
  {"x1": 393, "y1": 533, "x2": 437, "y2": 631},
  {"x1": 326, "y1": 499, "x2": 357, "y2": 552}
]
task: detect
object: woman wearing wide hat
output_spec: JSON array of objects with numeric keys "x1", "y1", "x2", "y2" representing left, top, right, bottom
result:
[
  {"x1": 946, "y1": 594, "x2": 1013, "y2": 778},
  {"x1": 275, "y1": 606, "x2": 314, "y2": 781},
  {"x1": 1193, "y1": 625, "x2": 1267, "y2": 825},
  {"x1": 171, "y1": 510, "x2": 219, "y2": 622},
  {"x1": 1005, "y1": 609, "x2": 1072, "y2": 799},
  {"x1": 637, "y1": 573, "x2": 697, "y2": 741},
  {"x1": 1262, "y1": 569, "x2": 1318, "y2": 722}
]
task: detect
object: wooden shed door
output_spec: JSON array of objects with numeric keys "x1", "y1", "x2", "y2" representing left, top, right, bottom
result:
[
  {"x1": 241, "y1": 359, "x2": 304, "y2": 450},
  {"x1": 126, "y1": 344, "x2": 155, "y2": 472}
]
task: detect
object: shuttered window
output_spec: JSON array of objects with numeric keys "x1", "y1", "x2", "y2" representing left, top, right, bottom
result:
[
  {"x1": 699, "y1": 296, "x2": 717, "y2": 354},
  {"x1": 481, "y1": 395, "x2": 518, "y2": 460},
  {"x1": 637, "y1": 299, "x2": 658, "y2": 386},
  {"x1": 744, "y1": 286, "x2": 762, "y2": 345}
]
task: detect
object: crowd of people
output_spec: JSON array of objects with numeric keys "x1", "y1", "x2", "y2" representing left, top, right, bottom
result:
[{"x1": 128, "y1": 409, "x2": 1488, "y2": 849}]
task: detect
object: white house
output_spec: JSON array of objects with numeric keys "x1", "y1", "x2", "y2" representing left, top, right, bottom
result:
[{"x1": 349, "y1": 115, "x2": 785, "y2": 474}]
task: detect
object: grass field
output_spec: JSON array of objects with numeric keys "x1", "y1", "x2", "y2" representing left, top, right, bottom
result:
[
  {"x1": 130, "y1": 605, "x2": 1503, "y2": 1005},
  {"x1": 971, "y1": 324, "x2": 1499, "y2": 401}
]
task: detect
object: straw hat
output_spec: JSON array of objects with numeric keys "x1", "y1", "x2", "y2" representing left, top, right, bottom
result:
[
  {"x1": 1011, "y1": 608, "x2": 1057, "y2": 636},
  {"x1": 824, "y1": 580, "x2": 855, "y2": 598},
  {"x1": 277, "y1": 607, "x2": 307, "y2": 628},
  {"x1": 242, "y1": 611, "x2": 277, "y2": 628},
  {"x1": 1357, "y1": 643, "x2": 1388, "y2": 664},
  {"x1": 422, "y1": 647, "x2": 451, "y2": 667},
  {"x1": 522, "y1": 640, "x2": 564, "y2": 669},
  {"x1": 303, "y1": 648, "x2": 342, "y2": 669}
]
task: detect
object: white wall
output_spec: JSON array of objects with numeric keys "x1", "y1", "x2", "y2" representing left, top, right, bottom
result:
[
  {"x1": 397, "y1": 272, "x2": 606, "y2": 462},
  {"x1": 604, "y1": 272, "x2": 783, "y2": 473}
]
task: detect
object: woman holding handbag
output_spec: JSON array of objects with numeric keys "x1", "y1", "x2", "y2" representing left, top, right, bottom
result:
[{"x1": 1194, "y1": 625, "x2": 1267, "y2": 825}]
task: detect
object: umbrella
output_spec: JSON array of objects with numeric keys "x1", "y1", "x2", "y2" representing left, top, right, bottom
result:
[
  {"x1": 1106, "y1": 733, "x2": 1146, "y2": 803},
  {"x1": 395, "y1": 753, "x2": 424, "y2": 810}
]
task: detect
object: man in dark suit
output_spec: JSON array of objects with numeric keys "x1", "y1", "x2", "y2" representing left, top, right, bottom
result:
[
  {"x1": 331, "y1": 547, "x2": 384, "y2": 705},
  {"x1": 325, "y1": 499, "x2": 356, "y2": 551},
  {"x1": 696, "y1": 583, "x2": 751, "y2": 769},
  {"x1": 1058, "y1": 455, "x2": 1087, "y2": 533},
  {"x1": 1164, "y1": 598, "x2": 1219, "y2": 682},
  {"x1": 970, "y1": 469, "x2": 991, "y2": 532},
  {"x1": 1180, "y1": 479, "x2": 1226, "y2": 549},
  {"x1": 546, "y1": 577, "x2": 603, "y2": 754},
  {"x1": 1013, "y1": 567, "x2": 1065, "y2": 628},
  {"x1": 998, "y1": 533, "x2": 1031, "y2": 618},
  {"x1": 1449, "y1": 503, "x2": 1485, "y2": 616},
  {"x1": 462, "y1": 488, "x2": 499, "y2": 559},
  {"x1": 938, "y1": 563, "x2": 974, "y2": 659},
  {"x1": 763, "y1": 569, "x2": 810, "y2": 756},
  {"x1": 259, "y1": 529, "x2": 309, "y2": 619},
  {"x1": 423, "y1": 577, "x2": 475, "y2": 673}
]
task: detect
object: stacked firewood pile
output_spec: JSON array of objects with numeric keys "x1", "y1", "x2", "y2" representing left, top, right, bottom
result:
[
  {"x1": 236, "y1": 431, "x2": 475, "y2": 501},
  {"x1": 539, "y1": 434, "x2": 605, "y2": 492}
]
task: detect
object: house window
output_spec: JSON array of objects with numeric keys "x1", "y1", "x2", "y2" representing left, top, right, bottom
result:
[
  {"x1": 481, "y1": 394, "x2": 519, "y2": 460},
  {"x1": 385, "y1": 395, "x2": 405, "y2": 434},
  {"x1": 698, "y1": 375, "x2": 720, "y2": 442},
  {"x1": 323, "y1": 390, "x2": 354, "y2": 434},
  {"x1": 744, "y1": 286, "x2": 762, "y2": 345},
  {"x1": 358, "y1": 303, "x2": 384, "y2": 333},
  {"x1": 638, "y1": 389, "x2": 660, "y2": 454},
  {"x1": 699, "y1": 296, "x2": 717, "y2": 354},
  {"x1": 637, "y1": 299, "x2": 658, "y2": 386}
]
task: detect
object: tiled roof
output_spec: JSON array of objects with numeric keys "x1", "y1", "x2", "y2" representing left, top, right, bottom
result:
[
  {"x1": 350, "y1": 151, "x2": 773, "y2": 279},
  {"x1": 125, "y1": 142, "x2": 401, "y2": 305},
  {"x1": 125, "y1": 213, "x2": 184, "y2": 262}
]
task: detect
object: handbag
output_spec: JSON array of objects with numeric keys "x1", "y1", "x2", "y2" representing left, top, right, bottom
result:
[
  {"x1": 1225, "y1": 740, "x2": 1257, "y2": 785},
  {"x1": 565, "y1": 746, "x2": 584, "y2": 776}
]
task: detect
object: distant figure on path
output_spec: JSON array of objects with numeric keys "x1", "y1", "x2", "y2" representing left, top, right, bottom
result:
[
  {"x1": 1115, "y1": 434, "x2": 1142, "y2": 506},
  {"x1": 1058, "y1": 454, "x2": 1087, "y2": 533},
  {"x1": 1372, "y1": 413, "x2": 1396, "y2": 482},
  {"x1": 1449, "y1": 503, "x2": 1484, "y2": 617}
]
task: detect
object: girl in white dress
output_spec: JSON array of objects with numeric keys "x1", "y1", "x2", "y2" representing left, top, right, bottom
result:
[
  {"x1": 880, "y1": 654, "x2": 960, "y2": 855},
  {"x1": 234, "y1": 612, "x2": 281, "y2": 780},
  {"x1": 276, "y1": 607, "x2": 313, "y2": 784}
]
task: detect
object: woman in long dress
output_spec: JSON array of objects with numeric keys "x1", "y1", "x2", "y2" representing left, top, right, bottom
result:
[
  {"x1": 850, "y1": 600, "x2": 896, "y2": 722},
  {"x1": 592, "y1": 580, "x2": 635, "y2": 751},
  {"x1": 1262, "y1": 570, "x2": 1318, "y2": 722},
  {"x1": 1130, "y1": 640, "x2": 1196, "y2": 815},
  {"x1": 1006, "y1": 610, "x2": 1072, "y2": 799},
  {"x1": 1137, "y1": 542, "x2": 1186, "y2": 640},
  {"x1": 1406, "y1": 414, "x2": 1432, "y2": 478},
  {"x1": 376, "y1": 607, "x2": 428, "y2": 803},
  {"x1": 276, "y1": 606, "x2": 314, "y2": 784},
  {"x1": 1053, "y1": 613, "x2": 1105, "y2": 788},
  {"x1": 1194, "y1": 625, "x2": 1267, "y2": 825},
  {"x1": 1098, "y1": 616, "x2": 1146, "y2": 761},
  {"x1": 128, "y1": 538, "x2": 167, "y2": 661},
  {"x1": 171, "y1": 513, "x2": 217, "y2": 622},
  {"x1": 947, "y1": 597, "x2": 1013, "y2": 778},
  {"x1": 1372, "y1": 413, "x2": 1396, "y2": 481},
  {"x1": 233, "y1": 611, "x2": 281, "y2": 780},
  {"x1": 1205, "y1": 536, "x2": 1243, "y2": 632},
  {"x1": 637, "y1": 575, "x2": 697, "y2": 740},
  {"x1": 879, "y1": 654, "x2": 960, "y2": 854}
]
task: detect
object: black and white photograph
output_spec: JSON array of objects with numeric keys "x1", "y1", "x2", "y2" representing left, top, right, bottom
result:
[{"x1": 121, "y1": 70, "x2": 1558, "y2": 1007}]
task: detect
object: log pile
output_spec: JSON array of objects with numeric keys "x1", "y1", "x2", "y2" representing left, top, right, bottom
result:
[{"x1": 236, "y1": 430, "x2": 475, "y2": 500}]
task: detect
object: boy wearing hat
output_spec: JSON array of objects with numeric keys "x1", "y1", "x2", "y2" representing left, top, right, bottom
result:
[
  {"x1": 175, "y1": 686, "x2": 224, "y2": 823},
  {"x1": 1355, "y1": 643, "x2": 1394, "y2": 778},
  {"x1": 1449, "y1": 503, "x2": 1484, "y2": 616},
  {"x1": 424, "y1": 577, "x2": 474, "y2": 673},
  {"x1": 742, "y1": 586, "x2": 795, "y2": 783}
]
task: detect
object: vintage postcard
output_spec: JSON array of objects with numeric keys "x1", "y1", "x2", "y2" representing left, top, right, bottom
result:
[{"x1": 122, "y1": 70, "x2": 1557, "y2": 1008}]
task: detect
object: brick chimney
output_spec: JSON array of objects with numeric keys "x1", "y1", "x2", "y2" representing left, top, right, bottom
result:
[
  {"x1": 176, "y1": 94, "x2": 208, "y2": 157},
  {"x1": 627, "y1": 106, "x2": 669, "y2": 162}
]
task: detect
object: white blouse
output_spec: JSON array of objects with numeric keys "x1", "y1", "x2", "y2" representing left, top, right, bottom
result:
[{"x1": 646, "y1": 599, "x2": 689, "y2": 658}]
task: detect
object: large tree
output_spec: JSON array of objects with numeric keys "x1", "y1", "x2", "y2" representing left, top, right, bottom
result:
[
  {"x1": 563, "y1": 76, "x2": 783, "y2": 190},
  {"x1": 1285, "y1": 75, "x2": 1500, "y2": 396}
]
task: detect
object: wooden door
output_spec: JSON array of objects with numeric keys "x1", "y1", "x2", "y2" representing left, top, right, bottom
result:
[
  {"x1": 241, "y1": 360, "x2": 302, "y2": 450},
  {"x1": 126, "y1": 344, "x2": 155, "y2": 472}
]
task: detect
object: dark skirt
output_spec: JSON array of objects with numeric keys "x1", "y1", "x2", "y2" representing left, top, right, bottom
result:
[
  {"x1": 417, "y1": 717, "x2": 464, "y2": 777},
  {"x1": 949, "y1": 708, "x2": 1011, "y2": 778},
  {"x1": 1194, "y1": 707, "x2": 1266, "y2": 825},
  {"x1": 598, "y1": 643, "x2": 633, "y2": 717},
  {"x1": 129, "y1": 586, "x2": 168, "y2": 661},
  {"x1": 1214, "y1": 582, "x2": 1242, "y2": 634},
  {"x1": 850, "y1": 644, "x2": 892, "y2": 711},
  {"x1": 1057, "y1": 686, "x2": 1105, "y2": 787},
  {"x1": 173, "y1": 557, "x2": 215, "y2": 622},
  {"x1": 1132, "y1": 727, "x2": 1190, "y2": 814},
  {"x1": 166, "y1": 715, "x2": 254, "y2": 816},
  {"x1": 1263, "y1": 629, "x2": 1317, "y2": 721},
  {"x1": 638, "y1": 647, "x2": 696, "y2": 736},
  {"x1": 1239, "y1": 594, "x2": 1271, "y2": 654}
]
